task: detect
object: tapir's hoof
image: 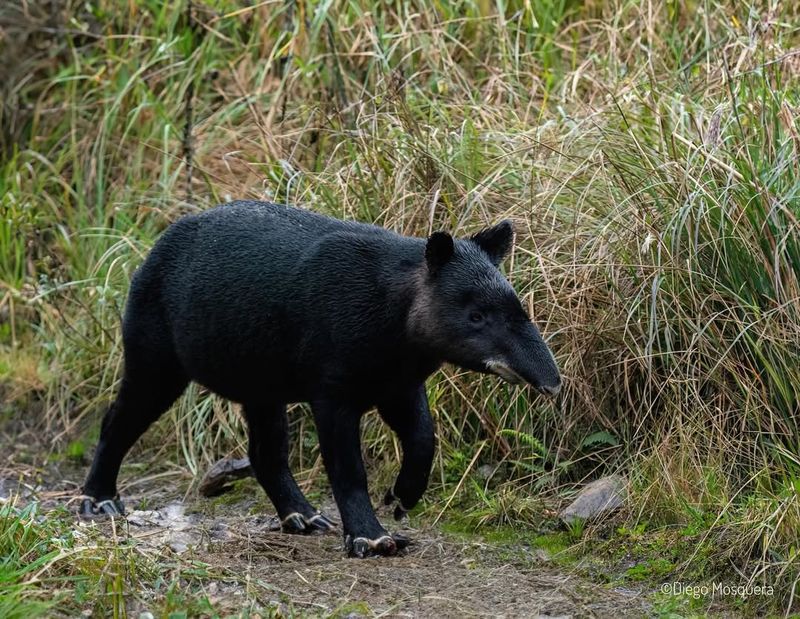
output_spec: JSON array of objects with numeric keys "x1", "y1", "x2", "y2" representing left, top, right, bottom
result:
[
  {"x1": 78, "y1": 496, "x2": 125, "y2": 519},
  {"x1": 280, "y1": 512, "x2": 337, "y2": 534},
  {"x1": 345, "y1": 532, "x2": 411, "y2": 558},
  {"x1": 383, "y1": 487, "x2": 410, "y2": 521}
]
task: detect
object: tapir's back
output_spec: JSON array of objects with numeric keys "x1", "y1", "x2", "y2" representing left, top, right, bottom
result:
[{"x1": 126, "y1": 201, "x2": 401, "y2": 402}]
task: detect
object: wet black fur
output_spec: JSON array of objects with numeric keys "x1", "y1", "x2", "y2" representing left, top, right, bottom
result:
[{"x1": 82, "y1": 201, "x2": 560, "y2": 553}]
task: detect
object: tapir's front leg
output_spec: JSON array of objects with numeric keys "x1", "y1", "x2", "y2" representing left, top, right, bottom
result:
[
  {"x1": 378, "y1": 385, "x2": 435, "y2": 520},
  {"x1": 311, "y1": 398, "x2": 409, "y2": 558}
]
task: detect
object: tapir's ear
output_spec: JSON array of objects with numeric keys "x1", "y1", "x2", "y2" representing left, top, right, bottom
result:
[
  {"x1": 471, "y1": 220, "x2": 514, "y2": 266},
  {"x1": 425, "y1": 232, "x2": 454, "y2": 276}
]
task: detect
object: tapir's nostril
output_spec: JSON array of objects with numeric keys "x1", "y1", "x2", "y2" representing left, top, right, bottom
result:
[{"x1": 540, "y1": 382, "x2": 562, "y2": 397}]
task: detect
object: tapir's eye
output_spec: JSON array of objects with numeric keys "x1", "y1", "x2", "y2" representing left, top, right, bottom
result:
[{"x1": 469, "y1": 311, "x2": 485, "y2": 324}]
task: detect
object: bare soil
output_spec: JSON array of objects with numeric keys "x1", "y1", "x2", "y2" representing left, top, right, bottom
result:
[{"x1": 1, "y1": 424, "x2": 652, "y2": 618}]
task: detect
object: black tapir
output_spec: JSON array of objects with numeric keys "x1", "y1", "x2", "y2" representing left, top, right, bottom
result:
[{"x1": 80, "y1": 201, "x2": 561, "y2": 557}]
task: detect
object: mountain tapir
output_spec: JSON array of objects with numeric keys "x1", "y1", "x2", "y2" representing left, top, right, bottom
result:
[{"x1": 80, "y1": 200, "x2": 561, "y2": 557}]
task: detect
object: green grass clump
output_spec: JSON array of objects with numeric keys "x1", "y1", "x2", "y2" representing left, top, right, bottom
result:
[
  {"x1": 0, "y1": 499, "x2": 156, "y2": 617},
  {"x1": 0, "y1": 502, "x2": 63, "y2": 618},
  {"x1": 2, "y1": 0, "x2": 800, "y2": 613},
  {"x1": 0, "y1": 498, "x2": 259, "y2": 616}
]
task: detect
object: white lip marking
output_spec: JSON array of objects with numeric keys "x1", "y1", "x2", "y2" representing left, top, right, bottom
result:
[
  {"x1": 540, "y1": 383, "x2": 561, "y2": 396},
  {"x1": 485, "y1": 359, "x2": 525, "y2": 385}
]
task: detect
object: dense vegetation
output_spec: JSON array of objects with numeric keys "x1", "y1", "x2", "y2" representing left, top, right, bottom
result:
[{"x1": 1, "y1": 0, "x2": 799, "y2": 615}]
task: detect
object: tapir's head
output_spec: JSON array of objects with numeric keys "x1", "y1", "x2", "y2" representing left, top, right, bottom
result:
[{"x1": 409, "y1": 221, "x2": 561, "y2": 396}]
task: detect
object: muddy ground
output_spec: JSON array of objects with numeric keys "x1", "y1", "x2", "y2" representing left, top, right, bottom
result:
[{"x1": 1, "y1": 424, "x2": 653, "y2": 618}]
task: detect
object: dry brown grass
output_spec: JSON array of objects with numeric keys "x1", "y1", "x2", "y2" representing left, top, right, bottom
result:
[{"x1": 2, "y1": 0, "x2": 800, "y2": 613}]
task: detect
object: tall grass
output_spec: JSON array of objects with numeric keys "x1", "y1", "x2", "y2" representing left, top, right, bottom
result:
[{"x1": 1, "y1": 0, "x2": 799, "y2": 611}]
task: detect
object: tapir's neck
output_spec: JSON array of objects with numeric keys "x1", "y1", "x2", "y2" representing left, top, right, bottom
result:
[{"x1": 383, "y1": 253, "x2": 443, "y2": 377}]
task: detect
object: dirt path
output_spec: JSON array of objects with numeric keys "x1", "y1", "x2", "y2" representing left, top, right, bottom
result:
[
  {"x1": 111, "y1": 499, "x2": 650, "y2": 618},
  {"x1": 1, "y1": 428, "x2": 651, "y2": 618}
]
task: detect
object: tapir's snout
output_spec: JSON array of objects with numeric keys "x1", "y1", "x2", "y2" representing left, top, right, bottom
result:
[
  {"x1": 486, "y1": 321, "x2": 561, "y2": 396},
  {"x1": 537, "y1": 381, "x2": 562, "y2": 397}
]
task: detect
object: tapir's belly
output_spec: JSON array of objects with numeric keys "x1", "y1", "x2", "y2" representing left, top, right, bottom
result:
[{"x1": 171, "y1": 321, "x2": 309, "y2": 404}]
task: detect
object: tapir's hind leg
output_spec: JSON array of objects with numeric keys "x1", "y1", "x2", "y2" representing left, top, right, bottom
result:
[
  {"x1": 81, "y1": 351, "x2": 188, "y2": 517},
  {"x1": 243, "y1": 403, "x2": 336, "y2": 534}
]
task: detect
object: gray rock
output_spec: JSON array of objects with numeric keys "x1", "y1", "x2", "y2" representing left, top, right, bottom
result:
[{"x1": 559, "y1": 475, "x2": 626, "y2": 525}]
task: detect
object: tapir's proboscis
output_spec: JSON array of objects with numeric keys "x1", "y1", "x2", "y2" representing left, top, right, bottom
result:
[{"x1": 80, "y1": 201, "x2": 561, "y2": 557}]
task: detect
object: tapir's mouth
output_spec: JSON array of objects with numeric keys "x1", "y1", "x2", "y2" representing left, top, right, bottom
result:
[
  {"x1": 484, "y1": 359, "x2": 525, "y2": 385},
  {"x1": 484, "y1": 358, "x2": 561, "y2": 396}
]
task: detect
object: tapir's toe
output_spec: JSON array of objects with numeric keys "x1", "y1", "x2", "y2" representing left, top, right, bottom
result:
[
  {"x1": 280, "y1": 511, "x2": 337, "y2": 534},
  {"x1": 307, "y1": 513, "x2": 337, "y2": 532},
  {"x1": 280, "y1": 512, "x2": 308, "y2": 533},
  {"x1": 391, "y1": 531, "x2": 410, "y2": 550},
  {"x1": 345, "y1": 532, "x2": 411, "y2": 558},
  {"x1": 78, "y1": 496, "x2": 125, "y2": 519}
]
